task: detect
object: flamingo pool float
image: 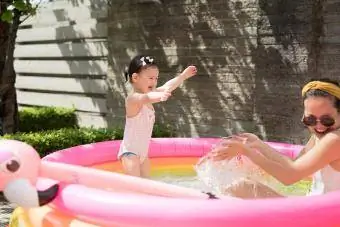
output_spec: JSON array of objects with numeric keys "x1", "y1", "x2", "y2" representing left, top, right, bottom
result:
[{"x1": 0, "y1": 139, "x2": 215, "y2": 209}]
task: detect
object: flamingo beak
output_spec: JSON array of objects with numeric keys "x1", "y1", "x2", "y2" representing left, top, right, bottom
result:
[
  {"x1": 37, "y1": 183, "x2": 59, "y2": 206},
  {"x1": 2, "y1": 179, "x2": 59, "y2": 208}
]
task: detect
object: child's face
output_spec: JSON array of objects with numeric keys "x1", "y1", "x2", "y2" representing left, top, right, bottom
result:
[{"x1": 132, "y1": 66, "x2": 159, "y2": 93}]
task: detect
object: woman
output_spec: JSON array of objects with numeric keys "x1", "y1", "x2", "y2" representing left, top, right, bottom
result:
[{"x1": 209, "y1": 78, "x2": 340, "y2": 198}]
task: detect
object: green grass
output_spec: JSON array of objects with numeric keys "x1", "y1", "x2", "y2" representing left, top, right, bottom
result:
[{"x1": 277, "y1": 180, "x2": 312, "y2": 196}]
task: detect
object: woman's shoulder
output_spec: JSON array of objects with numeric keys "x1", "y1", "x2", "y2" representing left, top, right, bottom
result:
[
  {"x1": 306, "y1": 131, "x2": 340, "y2": 163},
  {"x1": 332, "y1": 129, "x2": 340, "y2": 140},
  {"x1": 328, "y1": 128, "x2": 340, "y2": 137},
  {"x1": 319, "y1": 129, "x2": 340, "y2": 146}
]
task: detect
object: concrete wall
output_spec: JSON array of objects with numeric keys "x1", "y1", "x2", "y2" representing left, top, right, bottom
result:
[
  {"x1": 107, "y1": 0, "x2": 337, "y2": 143},
  {"x1": 14, "y1": 0, "x2": 340, "y2": 144}
]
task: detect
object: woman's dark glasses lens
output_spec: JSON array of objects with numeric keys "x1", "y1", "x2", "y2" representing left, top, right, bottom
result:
[
  {"x1": 320, "y1": 115, "x2": 336, "y2": 127},
  {"x1": 302, "y1": 115, "x2": 335, "y2": 127}
]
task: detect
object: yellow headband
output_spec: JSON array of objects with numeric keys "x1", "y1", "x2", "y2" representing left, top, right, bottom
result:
[{"x1": 302, "y1": 81, "x2": 340, "y2": 99}]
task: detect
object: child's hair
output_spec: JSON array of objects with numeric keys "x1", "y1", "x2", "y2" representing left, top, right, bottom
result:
[{"x1": 124, "y1": 55, "x2": 157, "y2": 82}]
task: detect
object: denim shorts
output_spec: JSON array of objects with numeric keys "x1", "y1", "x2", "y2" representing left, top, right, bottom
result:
[{"x1": 120, "y1": 151, "x2": 137, "y2": 158}]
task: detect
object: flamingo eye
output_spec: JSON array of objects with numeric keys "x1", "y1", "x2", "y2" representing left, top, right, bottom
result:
[{"x1": 5, "y1": 159, "x2": 20, "y2": 173}]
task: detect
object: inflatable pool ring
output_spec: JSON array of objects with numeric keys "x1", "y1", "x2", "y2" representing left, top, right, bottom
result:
[{"x1": 1, "y1": 138, "x2": 340, "y2": 227}]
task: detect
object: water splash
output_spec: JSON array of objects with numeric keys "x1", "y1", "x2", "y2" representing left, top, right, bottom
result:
[{"x1": 195, "y1": 155, "x2": 278, "y2": 196}]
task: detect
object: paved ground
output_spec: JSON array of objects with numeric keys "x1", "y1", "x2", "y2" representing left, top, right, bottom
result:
[{"x1": 0, "y1": 195, "x2": 14, "y2": 227}]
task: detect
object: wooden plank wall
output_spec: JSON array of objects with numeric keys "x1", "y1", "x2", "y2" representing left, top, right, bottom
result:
[{"x1": 14, "y1": 0, "x2": 109, "y2": 128}]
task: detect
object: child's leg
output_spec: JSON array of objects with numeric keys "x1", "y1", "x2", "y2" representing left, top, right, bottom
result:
[
  {"x1": 140, "y1": 158, "x2": 150, "y2": 178},
  {"x1": 223, "y1": 178, "x2": 283, "y2": 199},
  {"x1": 121, "y1": 153, "x2": 141, "y2": 177}
]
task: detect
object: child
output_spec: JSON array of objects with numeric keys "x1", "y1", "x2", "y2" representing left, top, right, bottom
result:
[{"x1": 118, "y1": 55, "x2": 197, "y2": 178}]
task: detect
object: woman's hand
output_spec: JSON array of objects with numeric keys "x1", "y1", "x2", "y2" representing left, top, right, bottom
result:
[
  {"x1": 198, "y1": 133, "x2": 263, "y2": 163},
  {"x1": 208, "y1": 133, "x2": 264, "y2": 161},
  {"x1": 235, "y1": 133, "x2": 263, "y2": 150},
  {"x1": 209, "y1": 137, "x2": 249, "y2": 161}
]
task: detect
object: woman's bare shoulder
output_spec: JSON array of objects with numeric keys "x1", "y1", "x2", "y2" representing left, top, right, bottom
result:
[
  {"x1": 325, "y1": 129, "x2": 340, "y2": 139},
  {"x1": 317, "y1": 130, "x2": 340, "y2": 151}
]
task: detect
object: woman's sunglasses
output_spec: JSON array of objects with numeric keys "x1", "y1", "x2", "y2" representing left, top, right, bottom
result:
[{"x1": 301, "y1": 115, "x2": 335, "y2": 127}]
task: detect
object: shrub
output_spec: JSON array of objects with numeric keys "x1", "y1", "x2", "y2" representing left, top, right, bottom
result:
[
  {"x1": 3, "y1": 127, "x2": 119, "y2": 156},
  {"x1": 152, "y1": 123, "x2": 176, "y2": 137},
  {"x1": 3, "y1": 123, "x2": 175, "y2": 157},
  {"x1": 18, "y1": 106, "x2": 78, "y2": 133}
]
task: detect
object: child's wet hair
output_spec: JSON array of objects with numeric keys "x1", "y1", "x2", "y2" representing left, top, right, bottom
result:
[
  {"x1": 124, "y1": 55, "x2": 157, "y2": 82},
  {"x1": 303, "y1": 78, "x2": 340, "y2": 111}
]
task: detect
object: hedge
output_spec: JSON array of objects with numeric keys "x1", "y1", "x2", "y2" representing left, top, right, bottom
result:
[
  {"x1": 3, "y1": 128, "x2": 117, "y2": 156},
  {"x1": 19, "y1": 106, "x2": 78, "y2": 132},
  {"x1": 3, "y1": 124, "x2": 175, "y2": 157},
  {"x1": 2, "y1": 106, "x2": 175, "y2": 156},
  {"x1": 17, "y1": 107, "x2": 176, "y2": 136}
]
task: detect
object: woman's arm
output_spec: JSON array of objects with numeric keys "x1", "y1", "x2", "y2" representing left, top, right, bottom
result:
[
  {"x1": 253, "y1": 141, "x2": 293, "y2": 165},
  {"x1": 294, "y1": 135, "x2": 316, "y2": 160},
  {"x1": 255, "y1": 134, "x2": 315, "y2": 164},
  {"x1": 242, "y1": 132, "x2": 340, "y2": 185}
]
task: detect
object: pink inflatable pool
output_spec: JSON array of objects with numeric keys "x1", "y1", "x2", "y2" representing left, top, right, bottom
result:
[{"x1": 2, "y1": 137, "x2": 340, "y2": 227}]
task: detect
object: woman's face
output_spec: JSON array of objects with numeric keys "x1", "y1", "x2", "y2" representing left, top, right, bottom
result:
[{"x1": 303, "y1": 96, "x2": 340, "y2": 138}]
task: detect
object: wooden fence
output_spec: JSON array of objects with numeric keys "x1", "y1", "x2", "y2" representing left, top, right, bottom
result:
[{"x1": 14, "y1": 0, "x2": 109, "y2": 127}]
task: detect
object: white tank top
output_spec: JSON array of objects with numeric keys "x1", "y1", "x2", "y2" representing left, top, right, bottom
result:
[
  {"x1": 308, "y1": 165, "x2": 340, "y2": 195},
  {"x1": 118, "y1": 105, "x2": 155, "y2": 161},
  {"x1": 308, "y1": 133, "x2": 340, "y2": 195}
]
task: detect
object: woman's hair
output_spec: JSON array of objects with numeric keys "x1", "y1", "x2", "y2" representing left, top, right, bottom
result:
[
  {"x1": 303, "y1": 78, "x2": 340, "y2": 111},
  {"x1": 124, "y1": 55, "x2": 157, "y2": 82}
]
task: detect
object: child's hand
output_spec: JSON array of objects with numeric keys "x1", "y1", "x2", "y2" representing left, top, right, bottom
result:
[
  {"x1": 181, "y1": 65, "x2": 197, "y2": 79},
  {"x1": 160, "y1": 90, "x2": 171, "y2": 102}
]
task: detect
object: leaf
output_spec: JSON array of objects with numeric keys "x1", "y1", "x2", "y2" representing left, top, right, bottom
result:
[
  {"x1": 14, "y1": 0, "x2": 27, "y2": 11},
  {"x1": 1, "y1": 10, "x2": 13, "y2": 23},
  {"x1": 28, "y1": 6, "x2": 37, "y2": 16}
]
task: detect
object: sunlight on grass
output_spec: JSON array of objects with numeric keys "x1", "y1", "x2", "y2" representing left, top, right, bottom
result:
[{"x1": 277, "y1": 180, "x2": 311, "y2": 196}]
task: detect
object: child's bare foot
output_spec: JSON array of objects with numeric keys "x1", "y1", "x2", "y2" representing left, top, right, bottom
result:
[{"x1": 181, "y1": 65, "x2": 197, "y2": 79}]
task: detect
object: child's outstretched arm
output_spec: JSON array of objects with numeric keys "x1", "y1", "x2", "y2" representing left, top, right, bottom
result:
[
  {"x1": 128, "y1": 91, "x2": 171, "y2": 105},
  {"x1": 125, "y1": 91, "x2": 171, "y2": 117},
  {"x1": 156, "y1": 65, "x2": 197, "y2": 92}
]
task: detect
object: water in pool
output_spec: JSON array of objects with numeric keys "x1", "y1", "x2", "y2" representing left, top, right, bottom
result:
[
  {"x1": 155, "y1": 175, "x2": 310, "y2": 196},
  {"x1": 153, "y1": 157, "x2": 311, "y2": 197}
]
